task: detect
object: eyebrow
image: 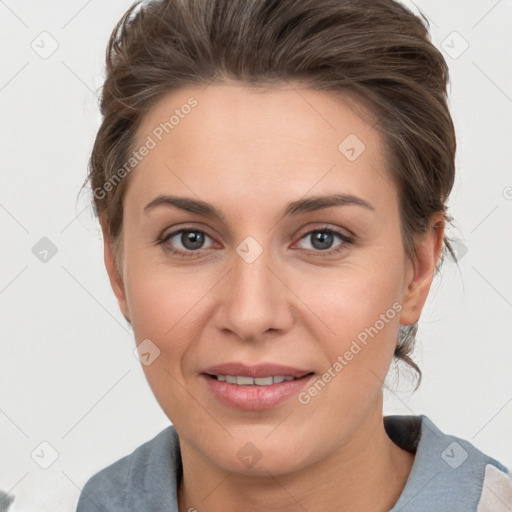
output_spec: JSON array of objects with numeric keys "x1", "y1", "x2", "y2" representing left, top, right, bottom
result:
[{"x1": 143, "y1": 193, "x2": 375, "y2": 221}]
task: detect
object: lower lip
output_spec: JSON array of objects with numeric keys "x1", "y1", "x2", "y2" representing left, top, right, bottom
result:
[{"x1": 202, "y1": 374, "x2": 314, "y2": 410}]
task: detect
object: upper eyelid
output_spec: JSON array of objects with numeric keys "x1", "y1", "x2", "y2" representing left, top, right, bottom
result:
[
  {"x1": 162, "y1": 225, "x2": 217, "y2": 243},
  {"x1": 297, "y1": 224, "x2": 353, "y2": 240}
]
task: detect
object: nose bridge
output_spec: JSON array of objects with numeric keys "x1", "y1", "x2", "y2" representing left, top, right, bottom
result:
[{"x1": 216, "y1": 235, "x2": 292, "y2": 340}]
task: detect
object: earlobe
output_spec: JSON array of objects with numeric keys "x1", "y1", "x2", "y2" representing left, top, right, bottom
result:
[
  {"x1": 400, "y1": 214, "x2": 446, "y2": 326},
  {"x1": 101, "y1": 222, "x2": 131, "y2": 323}
]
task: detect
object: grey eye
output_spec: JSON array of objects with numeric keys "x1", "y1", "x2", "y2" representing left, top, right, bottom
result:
[
  {"x1": 300, "y1": 230, "x2": 343, "y2": 251},
  {"x1": 165, "y1": 230, "x2": 214, "y2": 251}
]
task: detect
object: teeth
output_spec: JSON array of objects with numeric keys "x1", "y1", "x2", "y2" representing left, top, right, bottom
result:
[
  {"x1": 236, "y1": 376, "x2": 254, "y2": 386},
  {"x1": 255, "y1": 377, "x2": 274, "y2": 385},
  {"x1": 214, "y1": 375, "x2": 298, "y2": 386}
]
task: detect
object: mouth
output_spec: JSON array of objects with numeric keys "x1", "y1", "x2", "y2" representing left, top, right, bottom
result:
[
  {"x1": 201, "y1": 364, "x2": 315, "y2": 410},
  {"x1": 205, "y1": 374, "x2": 312, "y2": 386},
  {"x1": 202, "y1": 362, "x2": 313, "y2": 379}
]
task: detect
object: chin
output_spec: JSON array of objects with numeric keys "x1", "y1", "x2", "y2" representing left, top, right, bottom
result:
[{"x1": 206, "y1": 438, "x2": 310, "y2": 477}]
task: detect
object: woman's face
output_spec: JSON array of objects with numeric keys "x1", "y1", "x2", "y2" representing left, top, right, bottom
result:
[{"x1": 106, "y1": 83, "x2": 438, "y2": 475}]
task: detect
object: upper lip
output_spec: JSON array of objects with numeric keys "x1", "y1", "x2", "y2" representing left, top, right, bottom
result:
[{"x1": 203, "y1": 363, "x2": 314, "y2": 379}]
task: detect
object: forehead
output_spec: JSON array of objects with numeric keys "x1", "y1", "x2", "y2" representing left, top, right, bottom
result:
[{"x1": 126, "y1": 83, "x2": 395, "y2": 215}]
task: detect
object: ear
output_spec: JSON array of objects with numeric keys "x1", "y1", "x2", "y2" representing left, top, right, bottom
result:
[
  {"x1": 100, "y1": 220, "x2": 131, "y2": 324},
  {"x1": 400, "y1": 213, "x2": 445, "y2": 326}
]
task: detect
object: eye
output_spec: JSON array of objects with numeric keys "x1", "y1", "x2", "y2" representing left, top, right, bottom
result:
[
  {"x1": 157, "y1": 225, "x2": 353, "y2": 258},
  {"x1": 158, "y1": 228, "x2": 216, "y2": 256},
  {"x1": 296, "y1": 227, "x2": 352, "y2": 255}
]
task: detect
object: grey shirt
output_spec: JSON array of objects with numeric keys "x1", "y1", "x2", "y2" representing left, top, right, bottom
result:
[{"x1": 75, "y1": 414, "x2": 512, "y2": 511}]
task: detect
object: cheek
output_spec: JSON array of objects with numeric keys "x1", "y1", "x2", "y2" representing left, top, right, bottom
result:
[
  {"x1": 123, "y1": 249, "x2": 222, "y2": 387},
  {"x1": 125, "y1": 266, "x2": 205, "y2": 344},
  {"x1": 303, "y1": 258, "x2": 405, "y2": 366},
  {"x1": 123, "y1": 260, "x2": 209, "y2": 420},
  {"x1": 122, "y1": 228, "x2": 204, "y2": 337},
  {"x1": 292, "y1": 265, "x2": 405, "y2": 421}
]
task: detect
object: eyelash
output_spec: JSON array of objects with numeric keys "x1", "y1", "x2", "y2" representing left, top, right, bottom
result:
[{"x1": 156, "y1": 226, "x2": 354, "y2": 259}]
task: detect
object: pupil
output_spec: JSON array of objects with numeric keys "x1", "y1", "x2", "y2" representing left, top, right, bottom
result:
[
  {"x1": 312, "y1": 232, "x2": 333, "y2": 250},
  {"x1": 182, "y1": 231, "x2": 204, "y2": 250}
]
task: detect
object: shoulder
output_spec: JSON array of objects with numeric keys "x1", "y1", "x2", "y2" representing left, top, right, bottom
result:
[
  {"x1": 75, "y1": 425, "x2": 181, "y2": 512},
  {"x1": 386, "y1": 414, "x2": 512, "y2": 511}
]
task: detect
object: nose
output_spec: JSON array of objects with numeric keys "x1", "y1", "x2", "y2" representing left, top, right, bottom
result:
[{"x1": 213, "y1": 241, "x2": 294, "y2": 342}]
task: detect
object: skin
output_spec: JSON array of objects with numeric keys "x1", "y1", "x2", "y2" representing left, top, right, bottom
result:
[{"x1": 102, "y1": 82, "x2": 445, "y2": 512}]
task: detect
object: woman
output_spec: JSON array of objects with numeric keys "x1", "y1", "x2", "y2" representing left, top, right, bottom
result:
[{"x1": 76, "y1": 0, "x2": 512, "y2": 510}]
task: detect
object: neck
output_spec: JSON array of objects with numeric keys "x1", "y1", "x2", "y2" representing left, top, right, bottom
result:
[{"x1": 177, "y1": 398, "x2": 415, "y2": 512}]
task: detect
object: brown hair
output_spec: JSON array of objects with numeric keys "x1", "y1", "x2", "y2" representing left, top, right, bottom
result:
[{"x1": 87, "y1": 0, "x2": 457, "y2": 390}]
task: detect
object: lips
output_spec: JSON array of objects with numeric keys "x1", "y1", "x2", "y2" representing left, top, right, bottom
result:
[
  {"x1": 203, "y1": 362, "x2": 313, "y2": 379},
  {"x1": 213, "y1": 375, "x2": 297, "y2": 385},
  {"x1": 201, "y1": 362, "x2": 315, "y2": 410}
]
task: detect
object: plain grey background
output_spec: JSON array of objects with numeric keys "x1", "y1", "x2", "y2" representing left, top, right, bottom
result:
[{"x1": 1, "y1": 0, "x2": 511, "y2": 510}]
